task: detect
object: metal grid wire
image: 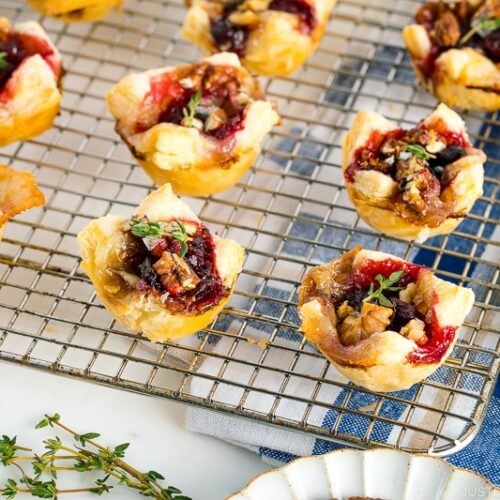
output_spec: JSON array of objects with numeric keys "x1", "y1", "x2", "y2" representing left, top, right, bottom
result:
[{"x1": 0, "y1": 0, "x2": 498, "y2": 456}]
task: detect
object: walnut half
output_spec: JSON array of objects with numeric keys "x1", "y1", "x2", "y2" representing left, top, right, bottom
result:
[
  {"x1": 153, "y1": 251, "x2": 200, "y2": 295},
  {"x1": 338, "y1": 302, "x2": 393, "y2": 346}
]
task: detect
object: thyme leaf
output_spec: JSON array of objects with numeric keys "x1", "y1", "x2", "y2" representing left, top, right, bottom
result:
[
  {"x1": 363, "y1": 271, "x2": 404, "y2": 308},
  {"x1": 405, "y1": 144, "x2": 435, "y2": 161},
  {"x1": 460, "y1": 15, "x2": 500, "y2": 45},
  {"x1": 129, "y1": 219, "x2": 162, "y2": 238},
  {"x1": 0, "y1": 52, "x2": 10, "y2": 71},
  {"x1": 181, "y1": 92, "x2": 201, "y2": 128},
  {"x1": 0, "y1": 414, "x2": 190, "y2": 500},
  {"x1": 171, "y1": 220, "x2": 189, "y2": 258}
]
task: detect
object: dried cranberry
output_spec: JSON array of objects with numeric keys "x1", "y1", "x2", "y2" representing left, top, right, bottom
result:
[
  {"x1": 437, "y1": 145, "x2": 467, "y2": 164},
  {"x1": 390, "y1": 298, "x2": 416, "y2": 331},
  {"x1": 210, "y1": 16, "x2": 249, "y2": 57},
  {"x1": 0, "y1": 34, "x2": 28, "y2": 87},
  {"x1": 139, "y1": 256, "x2": 163, "y2": 290},
  {"x1": 483, "y1": 29, "x2": 500, "y2": 63},
  {"x1": 158, "y1": 91, "x2": 193, "y2": 125},
  {"x1": 344, "y1": 285, "x2": 366, "y2": 311}
]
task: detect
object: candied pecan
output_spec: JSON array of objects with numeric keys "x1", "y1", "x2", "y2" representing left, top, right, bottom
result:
[
  {"x1": 434, "y1": 10, "x2": 461, "y2": 47},
  {"x1": 153, "y1": 251, "x2": 200, "y2": 295}
]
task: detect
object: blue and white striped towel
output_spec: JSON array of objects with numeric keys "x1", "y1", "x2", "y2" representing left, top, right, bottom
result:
[{"x1": 185, "y1": 53, "x2": 499, "y2": 484}]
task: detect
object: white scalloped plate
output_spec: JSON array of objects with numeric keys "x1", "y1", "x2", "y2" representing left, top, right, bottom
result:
[{"x1": 228, "y1": 449, "x2": 499, "y2": 500}]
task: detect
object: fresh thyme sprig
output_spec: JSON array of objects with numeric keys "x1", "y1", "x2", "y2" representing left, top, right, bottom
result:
[
  {"x1": 460, "y1": 15, "x2": 500, "y2": 45},
  {"x1": 181, "y1": 92, "x2": 201, "y2": 128},
  {"x1": 129, "y1": 219, "x2": 162, "y2": 238},
  {"x1": 405, "y1": 144, "x2": 435, "y2": 162},
  {"x1": 171, "y1": 220, "x2": 189, "y2": 258},
  {"x1": 0, "y1": 52, "x2": 10, "y2": 71},
  {"x1": 0, "y1": 414, "x2": 190, "y2": 500},
  {"x1": 363, "y1": 271, "x2": 404, "y2": 308}
]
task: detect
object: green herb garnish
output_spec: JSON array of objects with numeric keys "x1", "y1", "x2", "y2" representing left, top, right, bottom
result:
[
  {"x1": 0, "y1": 413, "x2": 190, "y2": 500},
  {"x1": 405, "y1": 144, "x2": 435, "y2": 162},
  {"x1": 129, "y1": 219, "x2": 162, "y2": 238},
  {"x1": 0, "y1": 52, "x2": 10, "y2": 71},
  {"x1": 171, "y1": 220, "x2": 189, "y2": 258},
  {"x1": 181, "y1": 92, "x2": 201, "y2": 128},
  {"x1": 460, "y1": 15, "x2": 500, "y2": 45},
  {"x1": 363, "y1": 271, "x2": 404, "y2": 308}
]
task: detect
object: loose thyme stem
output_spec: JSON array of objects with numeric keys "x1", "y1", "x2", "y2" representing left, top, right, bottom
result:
[
  {"x1": 0, "y1": 414, "x2": 190, "y2": 499},
  {"x1": 48, "y1": 417, "x2": 146, "y2": 482}
]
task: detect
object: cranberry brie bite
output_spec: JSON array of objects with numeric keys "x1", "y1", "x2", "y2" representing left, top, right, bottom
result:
[
  {"x1": 182, "y1": 0, "x2": 337, "y2": 76},
  {"x1": 106, "y1": 53, "x2": 279, "y2": 196},
  {"x1": 342, "y1": 104, "x2": 485, "y2": 242},
  {"x1": 403, "y1": 0, "x2": 500, "y2": 111},
  {"x1": 0, "y1": 164, "x2": 45, "y2": 239},
  {"x1": 77, "y1": 184, "x2": 244, "y2": 342},
  {"x1": 298, "y1": 247, "x2": 474, "y2": 392},
  {"x1": 0, "y1": 19, "x2": 62, "y2": 147},
  {"x1": 28, "y1": 0, "x2": 123, "y2": 22}
]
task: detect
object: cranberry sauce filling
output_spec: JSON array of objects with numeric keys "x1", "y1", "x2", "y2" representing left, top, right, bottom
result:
[
  {"x1": 210, "y1": 0, "x2": 316, "y2": 54},
  {"x1": 345, "y1": 126, "x2": 469, "y2": 184},
  {"x1": 139, "y1": 63, "x2": 247, "y2": 142},
  {"x1": 341, "y1": 258, "x2": 455, "y2": 365},
  {"x1": 126, "y1": 221, "x2": 228, "y2": 314},
  {"x1": 268, "y1": 0, "x2": 317, "y2": 34},
  {"x1": 342, "y1": 259, "x2": 422, "y2": 328},
  {"x1": 0, "y1": 30, "x2": 60, "y2": 90},
  {"x1": 344, "y1": 123, "x2": 470, "y2": 226},
  {"x1": 415, "y1": 1, "x2": 500, "y2": 79},
  {"x1": 408, "y1": 305, "x2": 458, "y2": 364}
]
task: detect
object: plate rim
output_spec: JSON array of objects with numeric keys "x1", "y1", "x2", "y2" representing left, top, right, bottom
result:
[{"x1": 227, "y1": 447, "x2": 500, "y2": 499}]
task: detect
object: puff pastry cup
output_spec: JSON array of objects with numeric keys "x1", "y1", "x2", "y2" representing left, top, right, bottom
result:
[
  {"x1": 298, "y1": 247, "x2": 475, "y2": 392},
  {"x1": 106, "y1": 52, "x2": 279, "y2": 196},
  {"x1": 28, "y1": 0, "x2": 123, "y2": 22},
  {"x1": 77, "y1": 184, "x2": 245, "y2": 342},
  {"x1": 182, "y1": 0, "x2": 337, "y2": 76},
  {"x1": 403, "y1": 0, "x2": 500, "y2": 111},
  {"x1": 0, "y1": 164, "x2": 45, "y2": 239},
  {"x1": 342, "y1": 103, "x2": 486, "y2": 242},
  {"x1": 0, "y1": 18, "x2": 63, "y2": 147}
]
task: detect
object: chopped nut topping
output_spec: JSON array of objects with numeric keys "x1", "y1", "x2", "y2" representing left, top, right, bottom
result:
[
  {"x1": 337, "y1": 300, "x2": 354, "y2": 320},
  {"x1": 360, "y1": 302, "x2": 393, "y2": 337},
  {"x1": 399, "y1": 283, "x2": 417, "y2": 303},
  {"x1": 396, "y1": 156, "x2": 429, "y2": 213},
  {"x1": 338, "y1": 302, "x2": 393, "y2": 346},
  {"x1": 179, "y1": 77, "x2": 195, "y2": 89},
  {"x1": 153, "y1": 251, "x2": 200, "y2": 295},
  {"x1": 434, "y1": 10, "x2": 461, "y2": 47},
  {"x1": 339, "y1": 314, "x2": 363, "y2": 346},
  {"x1": 401, "y1": 318, "x2": 427, "y2": 343},
  {"x1": 204, "y1": 108, "x2": 228, "y2": 132},
  {"x1": 228, "y1": 9, "x2": 260, "y2": 25}
]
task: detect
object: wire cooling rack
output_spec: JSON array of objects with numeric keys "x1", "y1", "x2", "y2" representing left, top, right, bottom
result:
[{"x1": 0, "y1": 0, "x2": 498, "y2": 456}]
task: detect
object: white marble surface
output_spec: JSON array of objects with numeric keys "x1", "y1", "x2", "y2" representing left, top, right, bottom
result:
[{"x1": 0, "y1": 362, "x2": 269, "y2": 500}]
